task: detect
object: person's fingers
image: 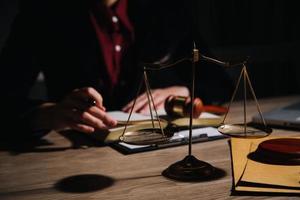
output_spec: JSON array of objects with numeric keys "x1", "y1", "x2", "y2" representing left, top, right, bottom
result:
[
  {"x1": 156, "y1": 101, "x2": 165, "y2": 110},
  {"x1": 123, "y1": 86, "x2": 189, "y2": 113},
  {"x1": 141, "y1": 101, "x2": 165, "y2": 114},
  {"x1": 122, "y1": 100, "x2": 135, "y2": 112},
  {"x1": 56, "y1": 109, "x2": 95, "y2": 133},
  {"x1": 122, "y1": 101, "x2": 132, "y2": 112},
  {"x1": 86, "y1": 106, "x2": 117, "y2": 127},
  {"x1": 123, "y1": 90, "x2": 166, "y2": 113},
  {"x1": 151, "y1": 90, "x2": 166, "y2": 104},
  {"x1": 58, "y1": 101, "x2": 117, "y2": 133},
  {"x1": 69, "y1": 123, "x2": 95, "y2": 133},
  {"x1": 122, "y1": 97, "x2": 137, "y2": 112},
  {"x1": 131, "y1": 94, "x2": 150, "y2": 112},
  {"x1": 137, "y1": 93, "x2": 166, "y2": 114},
  {"x1": 70, "y1": 87, "x2": 105, "y2": 110},
  {"x1": 61, "y1": 97, "x2": 91, "y2": 111},
  {"x1": 69, "y1": 109, "x2": 109, "y2": 130},
  {"x1": 122, "y1": 92, "x2": 148, "y2": 112},
  {"x1": 81, "y1": 112, "x2": 109, "y2": 130}
]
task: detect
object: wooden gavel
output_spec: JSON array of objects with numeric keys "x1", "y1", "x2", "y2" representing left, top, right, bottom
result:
[{"x1": 164, "y1": 95, "x2": 228, "y2": 118}]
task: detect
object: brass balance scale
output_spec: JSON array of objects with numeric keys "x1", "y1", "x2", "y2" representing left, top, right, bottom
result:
[{"x1": 118, "y1": 42, "x2": 272, "y2": 181}]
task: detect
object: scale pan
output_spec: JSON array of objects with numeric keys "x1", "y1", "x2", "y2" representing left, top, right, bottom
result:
[
  {"x1": 120, "y1": 128, "x2": 173, "y2": 145},
  {"x1": 217, "y1": 124, "x2": 272, "y2": 138}
]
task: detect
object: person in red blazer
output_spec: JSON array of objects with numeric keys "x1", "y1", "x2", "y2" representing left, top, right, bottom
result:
[{"x1": 0, "y1": 0, "x2": 232, "y2": 139}]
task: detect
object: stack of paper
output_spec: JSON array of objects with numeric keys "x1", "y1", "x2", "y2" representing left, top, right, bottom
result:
[
  {"x1": 230, "y1": 137, "x2": 300, "y2": 194},
  {"x1": 102, "y1": 111, "x2": 221, "y2": 143},
  {"x1": 101, "y1": 111, "x2": 224, "y2": 153}
]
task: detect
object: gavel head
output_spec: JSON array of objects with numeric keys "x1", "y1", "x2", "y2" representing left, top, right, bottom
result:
[{"x1": 164, "y1": 95, "x2": 203, "y2": 118}]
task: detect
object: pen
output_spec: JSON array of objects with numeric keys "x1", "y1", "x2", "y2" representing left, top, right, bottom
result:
[
  {"x1": 87, "y1": 98, "x2": 96, "y2": 106},
  {"x1": 86, "y1": 98, "x2": 106, "y2": 111}
]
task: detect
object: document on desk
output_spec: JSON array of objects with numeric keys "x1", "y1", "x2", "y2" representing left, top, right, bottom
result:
[
  {"x1": 107, "y1": 110, "x2": 220, "y2": 121},
  {"x1": 230, "y1": 136, "x2": 300, "y2": 194},
  {"x1": 104, "y1": 111, "x2": 224, "y2": 153},
  {"x1": 95, "y1": 110, "x2": 221, "y2": 143},
  {"x1": 107, "y1": 111, "x2": 153, "y2": 121},
  {"x1": 116, "y1": 127, "x2": 223, "y2": 153}
]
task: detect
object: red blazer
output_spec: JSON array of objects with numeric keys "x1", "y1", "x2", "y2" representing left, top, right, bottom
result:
[{"x1": 0, "y1": 0, "x2": 232, "y2": 138}]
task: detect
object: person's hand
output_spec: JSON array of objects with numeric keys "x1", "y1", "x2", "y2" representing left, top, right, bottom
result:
[
  {"x1": 31, "y1": 87, "x2": 117, "y2": 133},
  {"x1": 122, "y1": 86, "x2": 189, "y2": 114}
]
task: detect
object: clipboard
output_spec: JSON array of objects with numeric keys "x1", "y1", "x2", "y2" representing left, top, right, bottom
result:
[
  {"x1": 90, "y1": 111, "x2": 225, "y2": 154},
  {"x1": 112, "y1": 126, "x2": 225, "y2": 154}
]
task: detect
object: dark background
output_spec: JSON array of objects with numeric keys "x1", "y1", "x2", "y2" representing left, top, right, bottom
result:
[
  {"x1": 1, "y1": 0, "x2": 299, "y2": 100},
  {"x1": 0, "y1": 0, "x2": 47, "y2": 99},
  {"x1": 194, "y1": 0, "x2": 300, "y2": 98},
  {"x1": 0, "y1": 0, "x2": 18, "y2": 51}
]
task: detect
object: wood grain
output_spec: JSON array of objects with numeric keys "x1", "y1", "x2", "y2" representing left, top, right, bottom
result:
[{"x1": 0, "y1": 96, "x2": 300, "y2": 200}]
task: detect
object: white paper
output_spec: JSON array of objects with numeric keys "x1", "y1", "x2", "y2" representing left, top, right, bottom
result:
[
  {"x1": 109, "y1": 111, "x2": 222, "y2": 150},
  {"x1": 107, "y1": 111, "x2": 152, "y2": 121},
  {"x1": 107, "y1": 110, "x2": 219, "y2": 121},
  {"x1": 175, "y1": 127, "x2": 222, "y2": 139}
]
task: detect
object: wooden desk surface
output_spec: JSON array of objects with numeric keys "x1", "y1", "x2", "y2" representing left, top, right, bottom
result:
[{"x1": 0, "y1": 96, "x2": 300, "y2": 200}]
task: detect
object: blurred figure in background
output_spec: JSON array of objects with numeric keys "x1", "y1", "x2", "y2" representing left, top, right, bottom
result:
[{"x1": 0, "y1": 0, "x2": 232, "y2": 139}]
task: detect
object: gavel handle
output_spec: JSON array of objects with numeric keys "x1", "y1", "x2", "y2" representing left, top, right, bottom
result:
[{"x1": 201, "y1": 105, "x2": 228, "y2": 115}]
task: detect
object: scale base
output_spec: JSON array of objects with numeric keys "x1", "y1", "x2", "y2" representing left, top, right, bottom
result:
[{"x1": 162, "y1": 155, "x2": 216, "y2": 181}]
